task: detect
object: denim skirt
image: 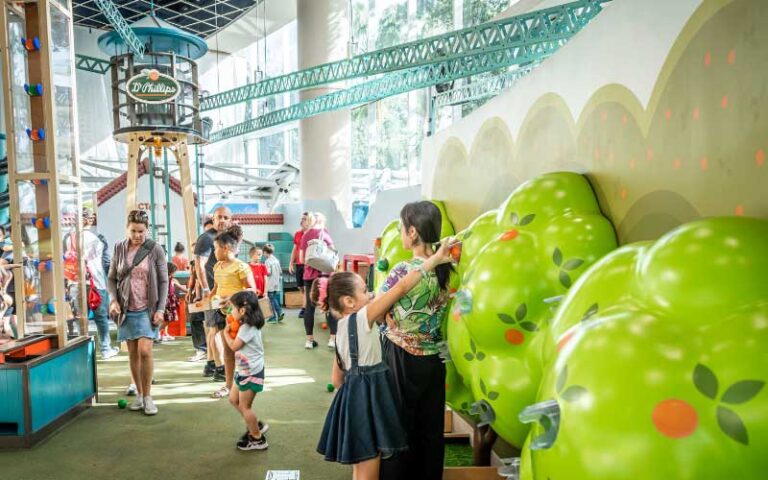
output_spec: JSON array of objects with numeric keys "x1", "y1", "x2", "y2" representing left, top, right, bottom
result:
[
  {"x1": 118, "y1": 310, "x2": 157, "y2": 341},
  {"x1": 317, "y1": 362, "x2": 408, "y2": 464}
]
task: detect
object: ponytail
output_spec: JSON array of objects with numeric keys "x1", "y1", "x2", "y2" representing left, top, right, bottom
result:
[{"x1": 400, "y1": 201, "x2": 453, "y2": 291}]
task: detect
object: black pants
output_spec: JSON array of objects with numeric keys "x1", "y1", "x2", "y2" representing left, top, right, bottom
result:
[
  {"x1": 303, "y1": 285, "x2": 337, "y2": 336},
  {"x1": 189, "y1": 311, "x2": 207, "y2": 352},
  {"x1": 381, "y1": 337, "x2": 445, "y2": 480}
]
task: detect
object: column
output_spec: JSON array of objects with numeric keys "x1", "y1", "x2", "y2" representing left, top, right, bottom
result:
[{"x1": 297, "y1": 0, "x2": 351, "y2": 223}]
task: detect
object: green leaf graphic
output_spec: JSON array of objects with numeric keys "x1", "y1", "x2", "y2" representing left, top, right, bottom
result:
[
  {"x1": 556, "y1": 366, "x2": 568, "y2": 394},
  {"x1": 413, "y1": 293, "x2": 430, "y2": 310},
  {"x1": 488, "y1": 391, "x2": 499, "y2": 401},
  {"x1": 553, "y1": 248, "x2": 563, "y2": 266},
  {"x1": 721, "y1": 380, "x2": 765, "y2": 404},
  {"x1": 510, "y1": 213, "x2": 519, "y2": 225},
  {"x1": 400, "y1": 295, "x2": 412, "y2": 310},
  {"x1": 562, "y1": 258, "x2": 584, "y2": 271},
  {"x1": 693, "y1": 363, "x2": 719, "y2": 400},
  {"x1": 516, "y1": 303, "x2": 527, "y2": 321},
  {"x1": 519, "y1": 214, "x2": 536, "y2": 226},
  {"x1": 519, "y1": 321, "x2": 539, "y2": 332},
  {"x1": 470, "y1": 339, "x2": 477, "y2": 353},
  {"x1": 498, "y1": 313, "x2": 517, "y2": 324},
  {"x1": 464, "y1": 352, "x2": 474, "y2": 361},
  {"x1": 480, "y1": 379, "x2": 487, "y2": 395},
  {"x1": 717, "y1": 406, "x2": 749, "y2": 445},
  {"x1": 462, "y1": 230, "x2": 473, "y2": 240},
  {"x1": 559, "y1": 271, "x2": 572, "y2": 288},
  {"x1": 561, "y1": 385, "x2": 588, "y2": 402},
  {"x1": 582, "y1": 303, "x2": 599, "y2": 322},
  {"x1": 476, "y1": 352, "x2": 486, "y2": 361}
]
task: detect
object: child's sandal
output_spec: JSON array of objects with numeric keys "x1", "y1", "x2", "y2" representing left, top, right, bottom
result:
[{"x1": 212, "y1": 386, "x2": 229, "y2": 398}]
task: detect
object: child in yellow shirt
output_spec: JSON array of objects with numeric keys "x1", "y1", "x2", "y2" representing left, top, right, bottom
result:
[{"x1": 209, "y1": 225, "x2": 256, "y2": 399}]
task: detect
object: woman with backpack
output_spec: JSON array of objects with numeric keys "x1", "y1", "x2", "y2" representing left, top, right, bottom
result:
[{"x1": 107, "y1": 209, "x2": 168, "y2": 416}]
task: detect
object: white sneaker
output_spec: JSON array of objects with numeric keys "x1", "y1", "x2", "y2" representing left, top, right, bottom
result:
[
  {"x1": 327, "y1": 338, "x2": 336, "y2": 349},
  {"x1": 125, "y1": 384, "x2": 138, "y2": 396},
  {"x1": 102, "y1": 347, "x2": 119, "y2": 360},
  {"x1": 143, "y1": 396, "x2": 158, "y2": 415},
  {"x1": 162, "y1": 334, "x2": 175, "y2": 341},
  {"x1": 128, "y1": 396, "x2": 144, "y2": 411},
  {"x1": 187, "y1": 350, "x2": 206, "y2": 362}
]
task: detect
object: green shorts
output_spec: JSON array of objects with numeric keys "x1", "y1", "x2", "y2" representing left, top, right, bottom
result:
[{"x1": 235, "y1": 370, "x2": 265, "y2": 393}]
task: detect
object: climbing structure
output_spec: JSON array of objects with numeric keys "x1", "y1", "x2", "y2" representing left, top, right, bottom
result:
[{"x1": 0, "y1": 0, "x2": 95, "y2": 448}]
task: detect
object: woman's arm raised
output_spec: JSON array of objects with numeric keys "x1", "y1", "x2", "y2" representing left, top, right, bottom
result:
[{"x1": 365, "y1": 239, "x2": 455, "y2": 326}]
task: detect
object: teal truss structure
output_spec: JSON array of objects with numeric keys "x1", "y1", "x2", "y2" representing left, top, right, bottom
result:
[
  {"x1": 209, "y1": 0, "x2": 610, "y2": 143},
  {"x1": 75, "y1": 54, "x2": 111, "y2": 74},
  {"x1": 201, "y1": 0, "x2": 612, "y2": 112},
  {"x1": 432, "y1": 63, "x2": 539, "y2": 109},
  {"x1": 93, "y1": 0, "x2": 145, "y2": 58}
]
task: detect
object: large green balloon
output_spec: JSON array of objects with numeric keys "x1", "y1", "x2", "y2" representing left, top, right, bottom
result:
[
  {"x1": 524, "y1": 217, "x2": 768, "y2": 479},
  {"x1": 447, "y1": 172, "x2": 617, "y2": 447}
]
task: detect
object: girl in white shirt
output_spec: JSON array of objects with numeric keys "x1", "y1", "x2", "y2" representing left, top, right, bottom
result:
[
  {"x1": 310, "y1": 239, "x2": 455, "y2": 480},
  {"x1": 222, "y1": 290, "x2": 270, "y2": 451}
]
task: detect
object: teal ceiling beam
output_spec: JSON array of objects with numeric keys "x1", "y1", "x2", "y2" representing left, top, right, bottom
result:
[
  {"x1": 200, "y1": 0, "x2": 611, "y2": 112},
  {"x1": 75, "y1": 54, "x2": 111, "y2": 74},
  {"x1": 433, "y1": 63, "x2": 539, "y2": 109},
  {"x1": 93, "y1": 0, "x2": 145, "y2": 59},
  {"x1": 208, "y1": 15, "x2": 601, "y2": 144}
]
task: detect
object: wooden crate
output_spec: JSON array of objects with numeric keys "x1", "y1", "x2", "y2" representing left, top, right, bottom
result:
[{"x1": 284, "y1": 290, "x2": 304, "y2": 308}]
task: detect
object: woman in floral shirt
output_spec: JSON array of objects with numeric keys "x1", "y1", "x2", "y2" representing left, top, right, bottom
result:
[{"x1": 379, "y1": 201, "x2": 451, "y2": 480}]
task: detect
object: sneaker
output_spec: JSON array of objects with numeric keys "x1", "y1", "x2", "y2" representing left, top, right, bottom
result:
[
  {"x1": 125, "y1": 383, "x2": 138, "y2": 396},
  {"x1": 266, "y1": 317, "x2": 277, "y2": 324},
  {"x1": 298, "y1": 308, "x2": 305, "y2": 318},
  {"x1": 188, "y1": 350, "x2": 207, "y2": 362},
  {"x1": 237, "y1": 433, "x2": 268, "y2": 451},
  {"x1": 259, "y1": 421, "x2": 270, "y2": 435},
  {"x1": 162, "y1": 334, "x2": 175, "y2": 341},
  {"x1": 143, "y1": 396, "x2": 158, "y2": 415},
  {"x1": 102, "y1": 347, "x2": 119, "y2": 360},
  {"x1": 151, "y1": 378, "x2": 157, "y2": 385},
  {"x1": 327, "y1": 338, "x2": 336, "y2": 349},
  {"x1": 213, "y1": 367, "x2": 226, "y2": 382},
  {"x1": 203, "y1": 361, "x2": 216, "y2": 377},
  {"x1": 278, "y1": 313, "x2": 285, "y2": 322},
  {"x1": 240, "y1": 422, "x2": 269, "y2": 442},
  {"x1": 128, "y1": 397, "x2": 144, "y2": 411},
  {"x1": 305, "y1": 340, "x2": 318, "y2": 349}
]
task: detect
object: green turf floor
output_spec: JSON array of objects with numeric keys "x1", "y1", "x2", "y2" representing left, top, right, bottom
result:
[{"x1": 0, "y1": 310, "x2": 349, "y2": 480}]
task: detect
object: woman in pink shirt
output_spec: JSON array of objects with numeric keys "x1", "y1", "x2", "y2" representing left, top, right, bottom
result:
[
  {"x1": 107, "y1": 210, "x2": 168, "y2": 416},
  {"x1": 300, "y1": 213, "x2": 338, "y2": 349}
]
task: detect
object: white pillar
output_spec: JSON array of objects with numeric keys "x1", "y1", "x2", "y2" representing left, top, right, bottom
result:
[{"x1": 297, "y1": 0, "x2": 351, "y2": 224}]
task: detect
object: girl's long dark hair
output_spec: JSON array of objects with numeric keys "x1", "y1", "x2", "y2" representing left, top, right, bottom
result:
[
  {"x1": 400, "y1": 201, "x2": 451, "y2": 290},
  {"x1": 229, "y1": 290, "x2": 265, "y2": 329}
]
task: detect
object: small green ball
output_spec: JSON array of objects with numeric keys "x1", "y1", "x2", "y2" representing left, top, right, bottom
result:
[
  {"x1": 326, "y1": 383, "x2": 335, "y2": 392},
  {"x1": 118, "y1": 398, "x2": 128, "y2": 409}
]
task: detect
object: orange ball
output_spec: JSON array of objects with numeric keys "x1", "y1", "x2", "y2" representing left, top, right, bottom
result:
[
  {"x1": 226, "y1": 314, "x2": 240, "y2": 339},
  {"x1": 321, "y1": 322, "x2": 329, "y2": 330}
]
